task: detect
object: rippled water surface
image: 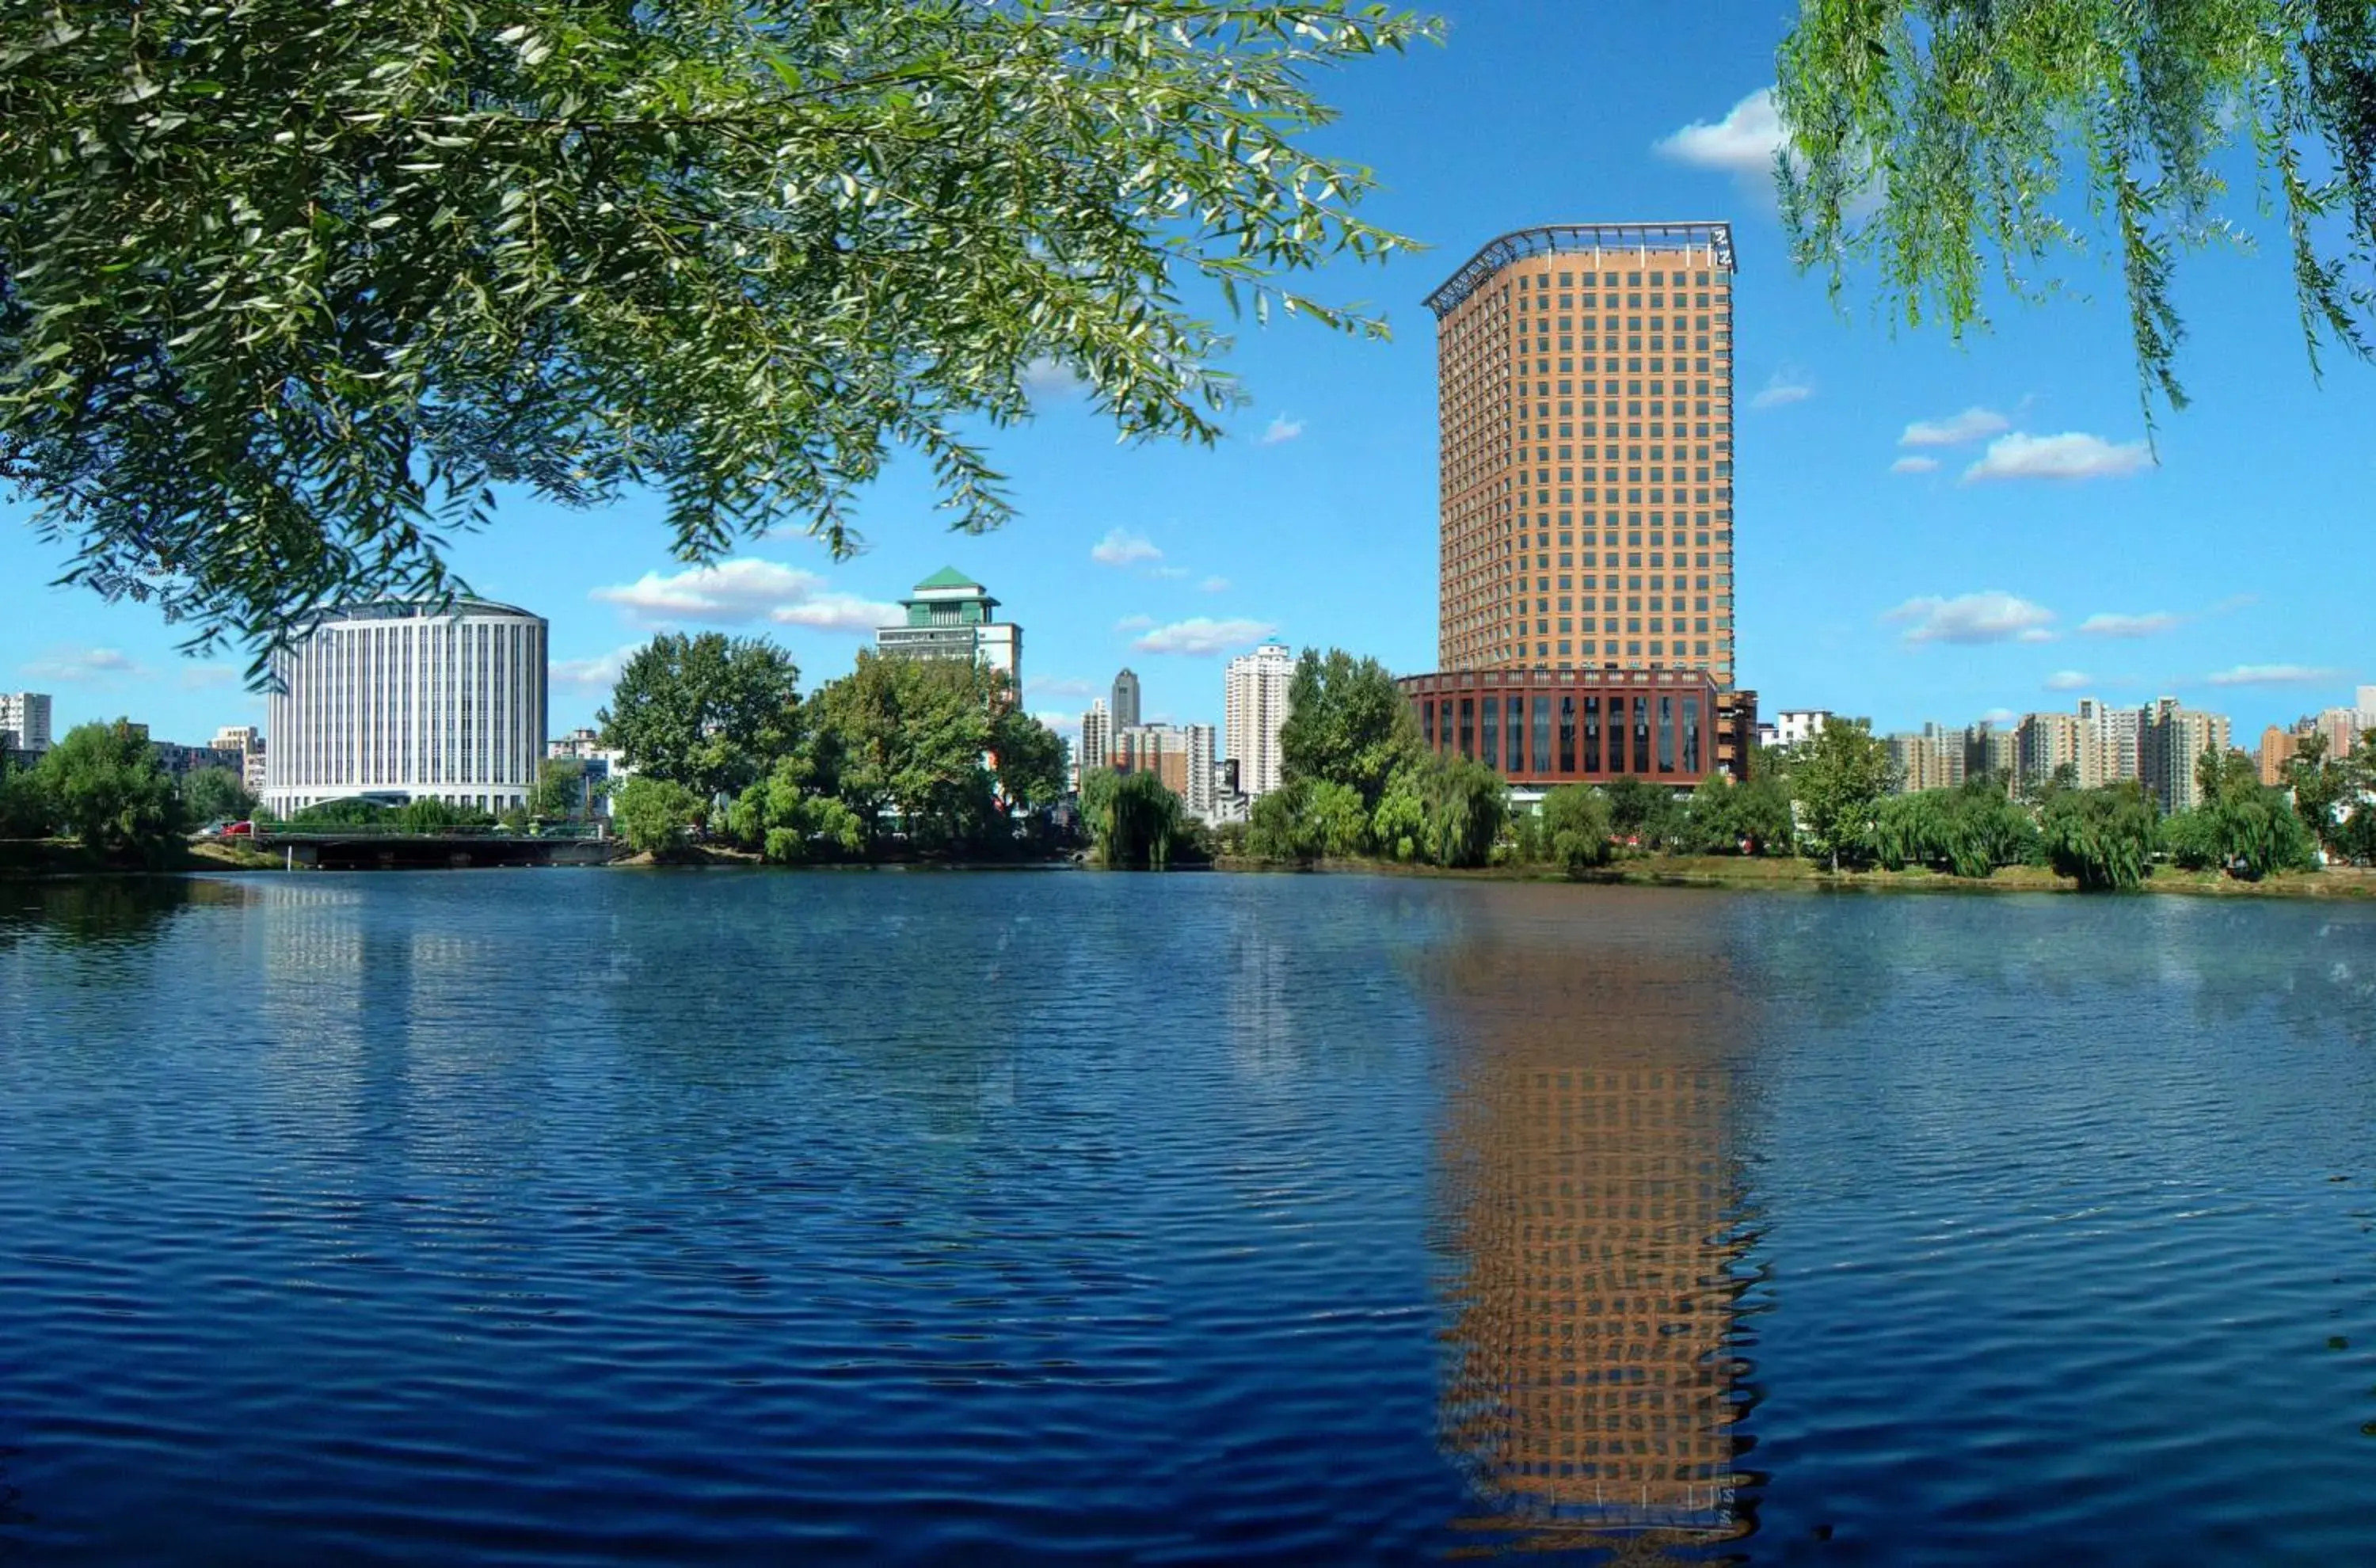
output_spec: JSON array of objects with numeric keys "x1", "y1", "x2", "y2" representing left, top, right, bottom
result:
[{"x1": 3, "y1": 871, "x2": 2374, "y2": 1565}]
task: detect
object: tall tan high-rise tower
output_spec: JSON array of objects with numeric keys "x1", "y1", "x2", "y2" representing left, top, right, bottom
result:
[{"x1": 1426, "y1": 223, "x2": 1736, "y2": 687}]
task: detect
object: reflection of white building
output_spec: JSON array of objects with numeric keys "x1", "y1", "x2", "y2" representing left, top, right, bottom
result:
[
  {"x1": 263, "y1": 599, "x2": 548, "y2": 815},
  {"x1": 874, "y1": 568, "x2": 1022, "y2": 695}
]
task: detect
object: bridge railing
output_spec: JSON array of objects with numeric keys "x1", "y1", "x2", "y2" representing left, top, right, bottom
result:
[{"x1": 253, "y1": 823, "x2": 610, "y2": 842}]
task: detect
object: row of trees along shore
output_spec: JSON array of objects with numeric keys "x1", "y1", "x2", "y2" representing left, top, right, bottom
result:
[
  {"x1": 598, "y1": 633, "x2": 1068, "y2": 861},
  {"x1": 1106, "y1": 647, "x2": 2376, "y2": 890},
  {"x1": 0, "y1": 721, "x2": 254, "y2": 865}
]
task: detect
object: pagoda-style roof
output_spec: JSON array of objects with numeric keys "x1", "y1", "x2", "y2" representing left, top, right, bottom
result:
[{"x1": 912, "y1": 566, "x2": 984, "y2": 592}]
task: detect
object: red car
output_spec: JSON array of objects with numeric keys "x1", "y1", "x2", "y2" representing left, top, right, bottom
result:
[{"x1": 223, "y1": 820, "x2": 255, "y2": 838}]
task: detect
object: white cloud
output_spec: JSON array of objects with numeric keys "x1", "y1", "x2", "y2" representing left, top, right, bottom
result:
[
  {"x1": 1655, "y1": 87, "x2": 1784, "y2": 188},
  {"x1": 591, "y1": 558, "x2": 896, "y2": 634},
  {"x1": 1026, "y1": 676, "x2": 1098, "y2": 699},
  {"x1": 2043, "y1": 670, "x2": 2094, "y2": 691},
  {"x1": 2204, "y1": 664, "x2": 2348, "y2": 687},
  {"x1": 1019, "y1": 357, "x2": 1087, "y2": 400},
  {"x1": 1962, "y1": 431, "x2": 2153, "y2": 483},
  {"x1": 1883, "y1": 592, "x2": 2057, "y2": 646},
  {"x1": 2078, "y1": 611, "x2": 2182, "y2": 638},
  {"x1": 1900, "y1": 406, "x2": 2011, "y2": 447},
  {"x1": 1258, "y1": 413, "x2": 1305, "y2": 446},
  {"x1": 1980, "y1": 708, "x2": 2019, "y2": 726},
  {"x1": 1130, "y1": 616, "x2": 1278, "y2": 657},
  {"x1": 1890, "y1": 455, "x2": 1940, "y2": 475},
  {"x1": 1090, "y1": 528, "x2": 1163, "y2": 568},
  {"x1": 1750, "y1": 370, "x2": 1813, "y2": 411},
  {"x1": 550, "y1": 642, "x2": 649, "y2": 691},
  {"x1": 1199, "y1": 575, "x2": 1232, "y2": 593},
  {"x1": 178, "y1": 664, "x2": 241, "y2": 691},
  {"x1": 22, "y1": 646, "x2": 150, "y2": 683},
  {"x1": 1032, "y1": 710, "x2": 1084, "y2": 737}
]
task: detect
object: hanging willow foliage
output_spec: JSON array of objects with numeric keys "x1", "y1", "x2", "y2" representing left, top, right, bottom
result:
[
  {"x1": 0, "y1": 2, "x2": 1434, "y2": 664},
  {"x1": 1776, "y1": 0, "x2": 2376, "y2": 416}
]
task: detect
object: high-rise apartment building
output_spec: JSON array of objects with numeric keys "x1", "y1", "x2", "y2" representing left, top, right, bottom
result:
[
  {"x1": 1224, "y1": 641, "x2": 1295, "y2": 799},
  {"x1": 2141, "y1": 697, "x2": 2231, "y2": 814},
  {"x1": 1110, "y1": 668, "x2": 1141, "y2": 732},
  {"x1": 1426, "y1": 222, "x2": 1736, "y2": 683},
  {"x1": 2018, "y1": 710, "x2": 2084, "y2": 787},
  {"x1": 2076, "y1": 698, "x2": 2144, "y2": 790},
  {"x1": 0, "y1": 691, "x2": 54, "y2": 754},
  {"x1": 1079, "y1": 699, "x2": 1112, "y2": 774},
  {"x1": 2260, "y1": 725, "x2": 2300, "y2": 786}
]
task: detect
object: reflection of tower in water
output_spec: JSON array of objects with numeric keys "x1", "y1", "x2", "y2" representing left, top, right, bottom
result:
[{"x1": 1427, "y1": 900, "x2": 1746, "y2": 1538}]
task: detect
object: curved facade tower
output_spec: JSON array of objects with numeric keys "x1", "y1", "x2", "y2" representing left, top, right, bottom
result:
[
  {"x1": 263, "y1": 599, "x2": 548, "y2": 815},
  {"x1": 1426, "y1": 222, "x2": 1735, "y2": 685}
]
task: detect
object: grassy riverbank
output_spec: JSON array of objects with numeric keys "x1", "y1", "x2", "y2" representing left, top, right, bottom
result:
[{"x1": 1215, "y1": 852, "x2": 2376, "y2": 898}]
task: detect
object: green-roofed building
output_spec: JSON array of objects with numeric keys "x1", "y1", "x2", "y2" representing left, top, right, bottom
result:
[{"x1": 874, "y1": 567, "x2": 1022, "y2": 695}]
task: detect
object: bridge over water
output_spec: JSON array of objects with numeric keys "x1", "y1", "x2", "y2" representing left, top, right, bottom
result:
[{"x1": 252, "y1": 824, "x2": 630, "y2": 870}]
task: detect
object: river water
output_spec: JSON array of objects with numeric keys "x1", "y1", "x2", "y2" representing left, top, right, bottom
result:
[{"x1": 2, "y1": 870, "x2": 2373, "y2": 1565}]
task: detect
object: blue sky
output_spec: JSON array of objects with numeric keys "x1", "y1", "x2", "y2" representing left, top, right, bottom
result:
[{"x1": 5, "y1": 2, "x2": 2370, "y2": 748}]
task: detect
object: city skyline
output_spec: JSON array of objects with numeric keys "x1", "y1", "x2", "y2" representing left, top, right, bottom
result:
[{"x1": 2, "y1": 3, "x2": 2370, "y2": 751}]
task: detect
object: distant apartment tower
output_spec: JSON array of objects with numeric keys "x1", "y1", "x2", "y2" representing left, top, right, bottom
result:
[
  {"x1": 1114, "y1": 721, "x2": 1218, "y2": 819},
  {"x1": 263, "y1": 599, "x2": 548, "y2": 815},
  {"x1": 2076, "y1": 698, "x2": 2145, "y2": 790},
  {"x1": 1887, "y1": 723, "x2": 1968, "y2": 794},
  {"x1": 2140, "y1": 697, "x2": 2232, "y2": 814},
  {"x1": 1224, "y1": 641, "x2": 1296, "y2": 799},
  {"x1": 874, "y1": 567, "x2": 1022, "y2": 695},
  {"x1": 0, "y1": 691, "x2": 53, "y2": 754},
  {"x1": 2260, "y1": 725, "x2": 2300, "y2": 786},
  {"x1": 1427, "y1": 222, "x2": 1736, "y2": 684},
  {"x1": 1110, "y1": 668, "x2": 1141, "y2": 731},
  {"x1": 213, "y1": 725, "x2": 267, "y2": 796},
  {"x1": 1079, "y1": 698, "x2": 1113, "y2": 774},
  {"x1": 2019, "y1": 711, "x2": 2084, "y2": 787}
]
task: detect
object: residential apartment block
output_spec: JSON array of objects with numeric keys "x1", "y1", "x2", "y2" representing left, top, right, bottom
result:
[
  {"x1": 1224, "y1": 641, "x2": 1295, "y2": 800},
  {"x1": 0, "y1": 691, "x2": 53, "y2": 755}
]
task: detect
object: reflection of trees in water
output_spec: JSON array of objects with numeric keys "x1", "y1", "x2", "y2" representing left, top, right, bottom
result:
[
  {"x1": 1731, "y1": 893, "x2": 2376, "y2": 1044},
  {"x1": 1417, "y1": 887, "x2": 1753, "y2": 1550},
  {"x1": 0, "y1": 875, "x2": 253, "y2": 953}
]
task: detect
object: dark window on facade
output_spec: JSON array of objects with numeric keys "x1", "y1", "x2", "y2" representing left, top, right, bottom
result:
[
  {"x1": 1683, "y1": 698, "x2": 1702, "y2": 773},
  {"x1": 1559, "y1": 697, "x2": 1578, "y2": 773},
  {"x1": 1459, "y1": 698, "x2": 1475, "y2": 759},
  {"x1": 1480, "y1": 698, "x2": 1498, "y2": 773},
  {"x1": 1422, "y1": 698, "x2": 1436, "y2": 751},
  {"x1": 1532, "y1": 696, "x2": 1552, "y2": 775},
  {"x1": 1506, "y1": 696, "x2": 1525, "y2": 773},
  {"x1": 1658, "y1": 695, "x2": 1677, "y2": 774},
  {"x1": 1633, "y1": 695, "x2": 1651, "y2": 773},
  {"x1": 1583, "y1": 696, "x2": 1601, "y2": 774}
]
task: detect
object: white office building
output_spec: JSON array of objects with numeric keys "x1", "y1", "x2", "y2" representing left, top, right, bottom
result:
[
  {"x1": 263, "y1": 599, "x2": 548, "y2": 815},
  {"x1": 1224, "y1": 641, "x2": 1295, "y2": 799},
  {"x1": 874, "y1": 567, "x2": 1022, "y2": 695}
]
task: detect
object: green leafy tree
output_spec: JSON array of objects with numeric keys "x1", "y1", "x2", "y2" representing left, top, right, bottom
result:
[
  {"x1": 1370, "y1": 767, "x2": 1429, "y2": 862},
  {"x1": 1869, "y1": 779, "x2": 2039, "y2": 879},
  {"x1": 612, "y1": 776, "x2": 705, "y2": 856},
  {"x1": 804, "y1": 651, "x2": 1000, "y2": 854},
  {"x1": 395, "y1": 797, "x2": 489, "y2": 832},
  {"x1": 1415, "y1": 753, "x2": 1506, "y2": 869},
  {"x1": 1303, "y1": 778, "x2": 1371, "y2": 859},
  {"x1": 2, "y1": 2, "x2": 1434, "y2": 658},
  {"x1": 35, "y1": 721, "x2": 186, "y2": 859},
  {"x1": 599, "y1": 633, "x2": 801, "y2": 801},
  {"x1": 2282, "y1": 733, "x2": 2348, "y2": 854},
  {"x1": 0, "y1": 752, "x2": 58, "y2": 839},
  {"x1": 1777, "y1": 2, "x2": 2376, "y2": 419},
  {"x1": 726, "y1": 755, "x2": 864, "y2": 864},
  {"x1": 2041, "y1": 782, "x2": 2161, "y2": 891},
  {"x1": 991, "y1": 708, "x2": 1068, "y2": 821},
  {"x1": 1540, "y1": 784, "x2": 1613, "y2": 872},
  {"x1": 1277, "y1": 649, "x2": 1422, "y2": 809},
  {"x1": 179, "y1": 766, "x2": 256, "y2": 826},
  {"x1": 529, "y1": 759, "x2": 596, "y2": 821},
  {"x1": 1730, "y1": 771, "x2": 1795, "y2": 856},
  {"x1": 1788, "y1": 718, "x2": 1894, "y2": 872},
  {"x1": 1088, "y1": 770, "x2": 1188, "y2": 870},
  {"x1": 1246, "y1": 778, "x2": 1319, "y2": 862},
  {"x1": 2168, "y1": 748, "x2": 2319, "y2": 881},
  {"x1": 1604, "y1": 776, "x2": 1684, "y2": 853}
]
